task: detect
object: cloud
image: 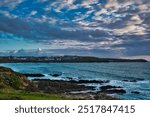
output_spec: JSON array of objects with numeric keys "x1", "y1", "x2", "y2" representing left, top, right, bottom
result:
[
  {"x1": 29, "y1": 10, "x2": 37, "y2": 16},
  {"x1": 0, "y1": 48, "x2": 125, "y2": 59},
  {"x1": 0, "y1": 0, "x2": 150, "y2": 58},
  {"x1": 0, "y1": 0, "x2": 24, "y2": 9}
]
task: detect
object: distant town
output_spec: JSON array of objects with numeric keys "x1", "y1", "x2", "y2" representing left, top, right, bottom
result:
[{"x1": 0, "y1": 56, "x2": 147, "y2": 63}]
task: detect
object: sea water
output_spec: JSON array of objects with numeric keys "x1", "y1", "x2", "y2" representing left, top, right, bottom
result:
[{"x1": 1, "y1": 62, "x2": 150, "y2": 100}]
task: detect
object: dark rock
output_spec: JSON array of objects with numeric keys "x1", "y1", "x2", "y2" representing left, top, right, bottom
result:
[
  {"x1": 44, "y1": 78, "x2": 110, "y2": 84},
  {"x1": 23, "y1": 73, "x2": 45, "y2": 77},
  {"x1": 78, "y1": 80, "x2": 109, "y2": 84},
  {"x1": 136, "y1": 78, "x2": 145, "y2": 81},
  {"x1": 33, "y1": 79, "x2": 50, "y2": 81},
  {"x1": 101, "y1": 89, "x2": 126, "y2": 94},
  {"x1": 100, "y1": 85, "x2": 126, "y2": 94},
  {"x1": 131, "y1": 91, "x2": 140, "y2": 94},
  {"x1": 100, "y1": 85, "x2": 122, "y2": 91},
  {"x1": 64, "y1": 79, "x2": 109, "y2": 84},
  {"x1": 50, "y1": 74, "x2": 60, "y2": 77},
  {"x1": 123, "y1": 78, "x2": 145, "y2": 82},
  {"x1": 122, "y1": 79, "x2": 137, "y2": 82},
  {"x1": 33, "y1": 79, "x2": 95, "y2": 93},
  {"x1": 49, "y1": 71, "x2": 62, "y2": 77}
]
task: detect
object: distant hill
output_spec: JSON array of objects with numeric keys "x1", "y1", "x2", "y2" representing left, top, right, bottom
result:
[{"x1": 0, "y1": 56, "x2": 148, "y2": 63}]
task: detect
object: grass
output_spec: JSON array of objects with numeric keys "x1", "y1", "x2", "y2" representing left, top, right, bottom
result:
[
  {"x1": 0, "y1": 88, "x2": 68, "y2": 100},
  {"x1": 0, "y1": 66, "x2": 70, "y2": 100}
]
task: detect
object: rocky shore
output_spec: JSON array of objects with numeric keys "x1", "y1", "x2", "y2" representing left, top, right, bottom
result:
[
  {"x1": 1, "y1": 66, "x2": 145, "y2": 100},
  {"x1": 31, "y1": 79, "x2": 125, "y2": 95},
  {"x1": 0, "y1": 66, "x2": 120, "y2": 100},
  {"x1": 29, "y1": 79, "x2": 119, "y2": 100}
]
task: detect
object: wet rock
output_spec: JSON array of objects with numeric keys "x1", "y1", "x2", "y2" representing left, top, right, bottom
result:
[
  {"x1": 101, "y1": 89, "x2": 126, "y2": 94},
  {"x1": 23, "y1": 73, "x2": 45, "y2": 77},
  {"x1": 77, "y1": 80, "x2": 109, "y2": 84},
  {"x1": 32, "y1": 79, "x2": 95, "y2": 93},
  {"x1": 50, "y1": 74, "x2": 60, "y2": 77},
  {"x1": 60, "y1": 79, "x2": 109, "y2": 84},
  {"x1": 131, "y1": 91, "x2": 140, "y2": 94},
  {"x1": 122, "y1": 78, "x2": 145, "y2": 82},
  {"x1": 100, "y1": 85, "x2": 126, "y2": 94},
  {"x1": 49, "y1": 71, "x2": 62, "y2": 77},
  {"x1": 100, "y1": 85, "x2": 122, "y2": 91},
  {"x1": 136, "y1": 78, "x2": 144, "y2": 81}
]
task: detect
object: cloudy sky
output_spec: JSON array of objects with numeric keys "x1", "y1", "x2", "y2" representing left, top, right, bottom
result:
[{"x1": 0, "y1": 0, "x2": 150, "y2": 60}]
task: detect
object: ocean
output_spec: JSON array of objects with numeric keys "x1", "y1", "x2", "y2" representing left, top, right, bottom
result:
[{"x1": 1, "y1": 62, "x2": 150, "y2": 100}]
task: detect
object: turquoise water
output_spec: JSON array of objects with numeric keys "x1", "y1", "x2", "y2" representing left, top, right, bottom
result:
[{"x1": 1, "y1": 62, "x2": 150, "y2": 99}]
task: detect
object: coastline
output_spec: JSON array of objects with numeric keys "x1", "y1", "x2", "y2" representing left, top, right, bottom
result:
[
  {"x1": 1, "y1": 61, "x2": 150, "y2": 100},
  {"x1": 0, "y1": 56, "x2": 148, "y2": 63},
  {"x1": 0, "y1": 66, "x2": 118, "y2": 100}
]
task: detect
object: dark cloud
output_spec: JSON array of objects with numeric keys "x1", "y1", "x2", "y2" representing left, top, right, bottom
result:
[{"x1": 0, "y1": 0, "x2": 149, "y2": 59}]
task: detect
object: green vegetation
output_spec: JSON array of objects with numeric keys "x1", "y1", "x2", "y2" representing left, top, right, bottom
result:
[
  {"x1": 0, "y1": 66, "x2": 29, "y2": 90},
  {"x1": 0, "y1": 66, "x2": 69, "y2": 100},
  {"x1": 0, "y1": 88, "x2": 67, "y2": 100}
]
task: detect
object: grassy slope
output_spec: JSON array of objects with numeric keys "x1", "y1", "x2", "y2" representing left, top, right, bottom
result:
[{"x1": 0, "y1": 66, "x2": 69, "y2": 100}]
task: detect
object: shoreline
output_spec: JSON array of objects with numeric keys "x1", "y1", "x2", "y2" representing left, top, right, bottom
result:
[
  {"x1": 0, "y1": 66, "x2": 119, "y2": 100},
  {"x1": 29, "y1": 79, "x2": 120, "y2": 100},
  {"x1": 0, "y1": 65, "x2": 149, "y2": 100}
]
